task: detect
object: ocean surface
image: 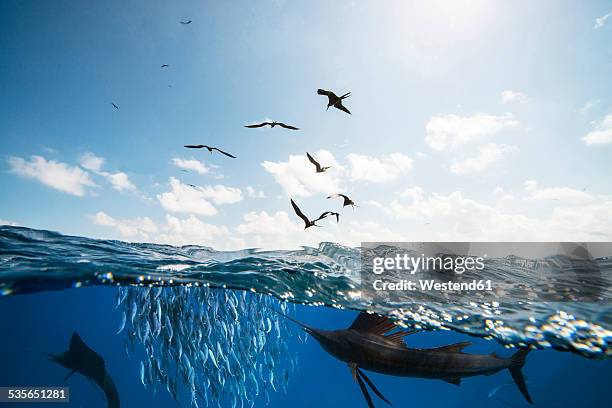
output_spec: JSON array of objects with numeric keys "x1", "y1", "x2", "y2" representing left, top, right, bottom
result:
[{"x1": 1, "y1": 225, "x2": 611, "y2": 408}]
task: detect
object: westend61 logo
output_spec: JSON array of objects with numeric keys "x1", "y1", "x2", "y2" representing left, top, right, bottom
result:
[{"x1": 360, "y1": 242, "x2": 610, "y2": 303}]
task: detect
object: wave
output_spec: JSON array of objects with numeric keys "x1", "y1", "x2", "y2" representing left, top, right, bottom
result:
[{"x1": 1, "y1": 225, "x2": 610, "y2": 359}]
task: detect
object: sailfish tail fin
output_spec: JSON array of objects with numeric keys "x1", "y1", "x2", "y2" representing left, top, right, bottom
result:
[{"x1": 509, "y1": 348, "x2": 533, "y2": 404}]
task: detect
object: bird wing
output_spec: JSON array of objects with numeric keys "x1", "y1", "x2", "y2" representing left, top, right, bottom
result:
[
  {"x1": 290, "y1": 199, "x2": 310, "y2": 226},
  {"x1": 317, "y1": 89, "x2": 331, "y2": 96},
  {"x1": 326, "y1": 194, "x2": 340, "y2": 199},
  {"x1": 112, "y1": 103, "x2": 119, "y2": 109},
  {"x1": 316, "y1": 211, "x2": 331, "y2": 221},
  {"x1": 306, "y1": 153, "x2": 321, "y2": 170},
  {"x1": 245, "y1": 122, "x2": 268, "y2": 128},
  {"x1": 212, "y1": 148, "x2": 236, "y2": 158},
  {"x1": 278, "y1": 123, "x2": 299, "y2": 130},
  {"x1": 335, "y1": 103, "x2": 351, "y2": 115},
  {"x1": 184, "y1": 145, "x2": 205, "y2": 149}
]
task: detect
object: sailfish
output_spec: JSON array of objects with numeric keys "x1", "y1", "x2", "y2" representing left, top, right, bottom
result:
[
  {"x1": 280, "y1": 312, "x2": 533, "y2": 408},
  {"x1": 44, "y1": 332, "x2": 120, "y2": 408}
]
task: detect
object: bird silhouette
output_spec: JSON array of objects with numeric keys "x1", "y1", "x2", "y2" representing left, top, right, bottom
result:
[
  {"x1": 179, "y1": 19, "x2": 192, "y2": 24},
  {"x1": 306, "y1": 152, "x2": 331, "y2": 173},
  {"x1": 327, "y1": 193, "x2": 357, "y2": 208},
  {"x1": 184, "y1": 145, "x2": 236, "y2": 158},
  {"x1": 161, "y1": 64, "x2": 169, "y2": 68},
  {"x1": 111, "y1": 103, "x2": 119, "y2": 110},
  {"x1": 245, "y1": 121, "x2": 299, "y2": 130},
  {"x1": 317, "y1": 89, "x2": 351, "y2": 114},
  {"x1": 318, "y1": 211, "x2": 340, "y2": 223},
  {"x1": 290, "y1": 199, "x2": 323, "y2": 229}
]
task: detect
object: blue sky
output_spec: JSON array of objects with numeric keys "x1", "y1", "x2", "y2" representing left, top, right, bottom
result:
[{"x1": 1, "y1": 0, "x2": 611, "y2": 249}]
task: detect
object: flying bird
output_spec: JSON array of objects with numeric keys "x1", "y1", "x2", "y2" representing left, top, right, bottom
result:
[
  {"x1": 245, "y1": 121, "x2": 299, "y2": 130},
  {"x1": 306, "y1": 152, "x2": 331, "y2": 173},
  {"x1": 290, "y1": 199, "x2": 322, "y2": 229},
  {"x1": 318, "y1": 211, "x2": 340, "y2": 223},
  {"x1": 317, "y1": 89, "x2": 351, "y2": 114},
  {"x1": 179, "y1": 19, "x2": 192, "y2": 24},
  {"x1": 328, "y1": 193, "x2": 357, "y2": 208},
  {"x1": 111, "y1": 103, "x2": 119, "y2": 110},
  {"x1": 184, "y1": 145, "x2": 236, "y2": 158},
  {"x1": 161, "y1": 64, "x2": 169, "y2": 68},
  {"x1": 278, "y1": 312, "x2": 533, "y2": 408}
]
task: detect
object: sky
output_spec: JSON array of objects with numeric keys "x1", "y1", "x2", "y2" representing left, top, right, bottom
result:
[{"x1": 1, "y1": 0, "x2": 611, "y2": 250}]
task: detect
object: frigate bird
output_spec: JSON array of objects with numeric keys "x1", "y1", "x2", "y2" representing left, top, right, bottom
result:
[
  {"x1": 245, "y1": 121, "x2": 299, "y2": 130},
  {"x1": 179, "y1": 19, "x2": 192, "y2": 24},
  {"x1": 184, "y1": 145, "x2": 236, "y2": 158},
  {"x1": 317, "y1": 89, "x2": 352, "y2": 114},
  {"x1": 318, "y1": 211, "x2": 340, "y2": 223},
  {"x1": 44, "y1": 332, "x2": 120, "y2": 408},
  {"x1": 280, "y1": 312, "x2": 533, "y2": 408},
  {"x1": 328, "y1": 193, "x2": 357, "y2": 208},
  {"x1": 161, "y1": 64, "x2": 169, "y2": 68},
  {"x1": 290, "y1": 199, "x2": 321, "y2": 229},
  {"x1": 307, "y1": 152, "x2": 331, "y2": 173},
  {"x1": 111, "y1": 103, "x2": 119, "y2": 110}
]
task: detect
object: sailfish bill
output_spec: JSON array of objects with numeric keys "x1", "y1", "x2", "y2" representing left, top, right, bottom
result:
[{"x1": 278, "y1": 311, "x2": 534, "y2": 407}]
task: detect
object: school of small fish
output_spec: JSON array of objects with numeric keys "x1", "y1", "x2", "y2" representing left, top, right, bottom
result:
[{"x1": 116, "y1": 285, "x2": 300, "y2": 407}]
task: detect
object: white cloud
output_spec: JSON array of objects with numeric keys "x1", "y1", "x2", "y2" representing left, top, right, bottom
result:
[
  {"x1": 262, "y1": 151, "x2": 413, "y2": 197},
  {"x1": 235, "y1": 210, "x2": 334, "y2": 249},
  {"x1": 195, "y1": 185, "x2": 243, "y2": 204},
  {"x1": 500, "y1": 90, "x2": 529, "y2": 104},
  {"x1": 450, "y1": 143, "x2": 517, "y2": 175},
  {"x1": 345, "y1": 153, "x2": 413, "y2": 182},
  {"x1": 157, "y1": 178, "x2": 218, "y2": 216},
  {"x1": 156, "y1": 214, "x2": 231, "y2": 247},
  {"x1": 523, "y1": 180, "x2": 593, "y2": 203},
  {"x1": 79, "y1": 152, "x2": 136, "y2": 192},
  {"x1": 172, "y1": 158, "x2": 210, "y2": 175},
  {"x1": 92, "y1": 211, "x2": 157, "y2": 239},
  {"x1": 156, "y1": 177, "x2": 241, "y2": 216},
  {"x1": 104, "y1": 171, "x2": 136, "y2": 192},
  {"x1": 594, "y1": 11, "x2": 612, "y2": 29},
  {"x1": 9, "y1": 155, "x2": 96, "y2": 196},
  {"x1": 79, "y1": 152, "x2": 104, "y2": 172},
  {"x1": 236, "y1": 211, "x2": 300, "y2": 236},
  {"x1": 246, "y1": 186, "x2": 266, "y2": 198},
  {"x1": 425, "y1": 113, "x2": 519, "y2": 151},
  {"x1": 0, "y1": 219, "x2": 19, "y2": 226},
  {"x1": 381, "y1": 185, "x2": 612, "y2": 241},
  {"x1": 261, "y1": 150, "x2": 343, "y2": 197},
  {"x1": 581, "y1": 114, "x2": 612, "y2": 145}
]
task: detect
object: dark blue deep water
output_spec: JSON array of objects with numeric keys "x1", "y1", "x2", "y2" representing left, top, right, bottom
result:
[{"x1": 1, "y1": 226, "x2": 611, "y2": 408}]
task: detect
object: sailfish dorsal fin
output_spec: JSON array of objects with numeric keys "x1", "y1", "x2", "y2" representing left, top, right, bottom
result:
[
  {"x1": 349, "y1": 312, "x2": 397, "y2": 336},
  {"x1": 349, "y1": 312, "x2": 416, "y2": 348},
  {"x1": 431, "y1": 341, "x2": 472, "y2": 353}
]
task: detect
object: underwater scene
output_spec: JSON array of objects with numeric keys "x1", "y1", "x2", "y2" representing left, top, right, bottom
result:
[
  {"x1": 1, "y1": 1, "x2": 612, "y2": 407},
  {"x1": 1, "y1": 226, "x2": 611, "y2": 408}
]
